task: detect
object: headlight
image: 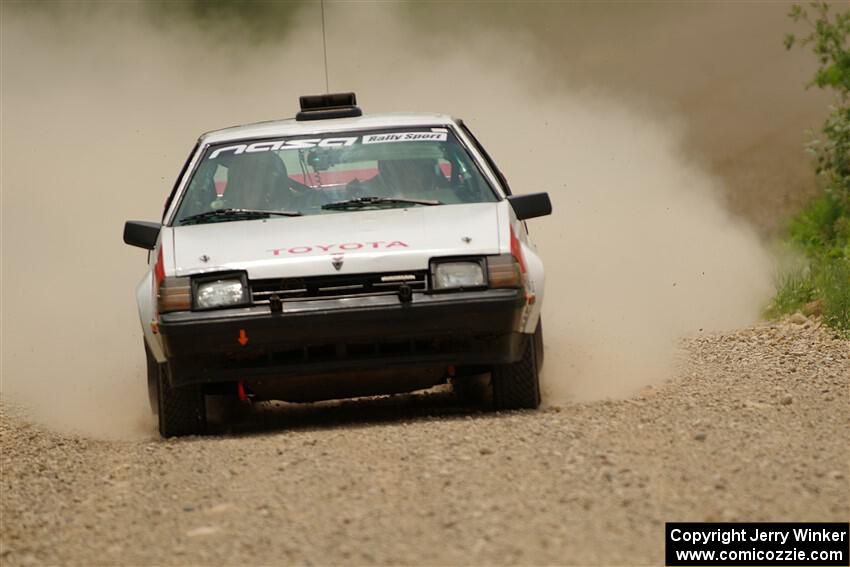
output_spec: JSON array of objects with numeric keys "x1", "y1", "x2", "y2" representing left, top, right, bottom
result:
[
  {"x1": 432, "y1": 261, "x2": 486, "y2": 290},
  {"x1": 194, "y1": 275, "x2": 248, "y2": 309}
]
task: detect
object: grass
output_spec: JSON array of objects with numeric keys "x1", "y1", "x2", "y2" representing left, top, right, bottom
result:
[
  {"x1": 819, "y1": 256, "x2": 850, "y2": 334},
  {"x1": 769, "y1": 259, "x2": 850, "y2": 338},
  {"x1": 766, "y1": 264, "x2": 816, "y2": 319},
  {"x1": 767, "y1": 192, "x2": 850, "y2": 336}
]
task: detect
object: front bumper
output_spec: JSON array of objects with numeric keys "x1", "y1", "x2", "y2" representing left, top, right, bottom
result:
[{"x1": 158, "y1": 289, "x2": 526, "y2": 387}]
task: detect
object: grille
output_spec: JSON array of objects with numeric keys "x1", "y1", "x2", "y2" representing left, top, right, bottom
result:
[
  {"x1": 250, "y1": 271, "x2": 428, "y2": 304},
  {"x1": 220, "y1": 337, "x2": 475, "y2": 369}
]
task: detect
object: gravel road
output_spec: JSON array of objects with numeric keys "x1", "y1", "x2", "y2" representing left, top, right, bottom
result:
[{"x1": 1, "y1": 319, "x2": 848, "y2": 566}]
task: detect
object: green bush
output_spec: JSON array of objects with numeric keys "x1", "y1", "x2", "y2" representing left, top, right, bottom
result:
[
  {"x1": 787, "y1": 191, "x2": 849, "y2": 259},
  {"x1": 777, "y1": 2, "x2": 850, "y2": 335}
]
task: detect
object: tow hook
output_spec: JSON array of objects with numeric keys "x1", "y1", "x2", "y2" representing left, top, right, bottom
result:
[
  {"x1": 237, "y1": 381, "x2": 255, "y2": 402},
  {"x1": 398, "y1": 283, "x2": 413, "y2": 303}
]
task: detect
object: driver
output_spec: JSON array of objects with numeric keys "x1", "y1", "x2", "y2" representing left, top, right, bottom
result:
[
  {"x1": 223, "y1": 152, "x2": 308, "y2": 211},
  {"x1": 359, "y1": 158, "x2": 449, "y2": 199}
]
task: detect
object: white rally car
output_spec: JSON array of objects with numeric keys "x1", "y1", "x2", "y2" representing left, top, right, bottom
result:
[{"x1": 124, "y1": 93, "x2": 551, "y2": 437}]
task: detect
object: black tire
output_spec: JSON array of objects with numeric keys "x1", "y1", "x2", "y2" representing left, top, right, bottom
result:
[
  {"x1": 451, "y1": 373, "x2": 491, "y2": 406},
  {"x1": 145, "y1": 342, "x2": 161, "y2": 415},
  {"x1": 157, "y1": 363, "x2": 206, "y2": 437},
  {"x1": 492, "y1": 330, "x2": 541, "y2": 410},
  {"x1": 534, "y1": 318, "x2": 544, "y2": 368}
]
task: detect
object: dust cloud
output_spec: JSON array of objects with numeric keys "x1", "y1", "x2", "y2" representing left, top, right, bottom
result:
[
  {"x1": 1, "y1": 2, "x2": 808, "y2": 436},
  {"x1": 531, "y1": 102, "x2": 773, "y2": 401}
]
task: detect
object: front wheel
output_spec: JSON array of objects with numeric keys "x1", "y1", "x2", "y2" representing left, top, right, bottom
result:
[
  {"x1": 491, "y1": 327, "x2": 541, "y2": 410},
  {"x1": 157, "y1": 363, "x2": 206, "y2": 437}
]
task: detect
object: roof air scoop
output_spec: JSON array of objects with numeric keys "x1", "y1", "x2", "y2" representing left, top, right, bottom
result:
[{"x1": 296, "y1": 92, "x2": 362, "y2": 121}]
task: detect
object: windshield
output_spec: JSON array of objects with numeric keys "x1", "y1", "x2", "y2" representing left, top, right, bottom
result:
[{"x1": 173, "y1": 126, "x2": 498, "y2": 225}]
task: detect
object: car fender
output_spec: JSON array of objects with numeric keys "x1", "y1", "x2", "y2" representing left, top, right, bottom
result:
[
  {"x1": 521, "y1": 232, "x2": 545, "y2": 333},
  {"x1": 137, "y1": 229, "x2": 175, "y2": 363},
  {"x1": 137, "y1": 269, "x2": 165, "y2": 362},
  {"x1": 501, "y1": 201, "x2": 545, "y2": 334}
]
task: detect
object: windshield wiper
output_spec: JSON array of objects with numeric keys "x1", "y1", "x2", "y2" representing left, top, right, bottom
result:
[
  {"x1": 321, "y1": 197, "x2": 442, "y2": 211},
  {"x1": 179, "y1": 208, "x2": 302, "y2": 225}
]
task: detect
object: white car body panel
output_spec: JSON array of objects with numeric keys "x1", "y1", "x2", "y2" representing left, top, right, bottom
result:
[
  {"x1": 137, "y1": 230, "x2": 174, "y2": 363},
  {"x1": 172, "y1": 202, "x2": 503, "y2": 278},
  {"x1": 517, "y1": 220, "x2": 545, "y2": 333},
  {"x1": 136, "y1": 270, "x2": 160, "y2": 359},
  {"x1": 200, "y1": 113, "x2": 456, "y2": 145}
]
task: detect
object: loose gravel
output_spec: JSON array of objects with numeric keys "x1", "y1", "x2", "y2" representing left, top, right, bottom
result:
[{"x1": 1, "y1": 320, "x2": 848, "y2": 566}]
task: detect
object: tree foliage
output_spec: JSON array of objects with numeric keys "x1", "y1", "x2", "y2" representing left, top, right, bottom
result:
[
  {"x1": 143, "y1": 1, "x2": 308, "y2": 46},
  {"x1": 785, "y1": 2, "x2": 850, "y2": 204}
]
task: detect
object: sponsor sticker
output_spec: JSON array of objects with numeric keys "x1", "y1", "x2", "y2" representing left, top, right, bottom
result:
[
  {"x1": 362, "y1": 132, "x2": 448, "y2": 144},
  {"x1": 209, "y1": 136, "x2": 357, "y2": 160},
  {"x1": 208, "y1": 131, "x2": 447, "y2": 159}
]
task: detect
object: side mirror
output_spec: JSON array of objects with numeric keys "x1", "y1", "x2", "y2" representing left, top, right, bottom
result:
[
  {"x1": 123, "y1": 221, "x2": 161, "y2": 250},
  {"x1": 507, "y1": 192, "x2": 552, "y2": 221}
]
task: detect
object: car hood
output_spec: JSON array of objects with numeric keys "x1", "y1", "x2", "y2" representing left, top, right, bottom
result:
[{"x1": 171, "y1": 202, "x2": 505, "y2": 279}]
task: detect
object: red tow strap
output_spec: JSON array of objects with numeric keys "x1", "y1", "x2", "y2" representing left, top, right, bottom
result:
[{"x1": 237, "y1": 381, "x2": 248, "y2": 402}]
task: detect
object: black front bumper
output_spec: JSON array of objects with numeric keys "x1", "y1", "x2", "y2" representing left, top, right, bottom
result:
[{"x1": 159, "y1": 289, "x2": 526, "y2": 387}]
